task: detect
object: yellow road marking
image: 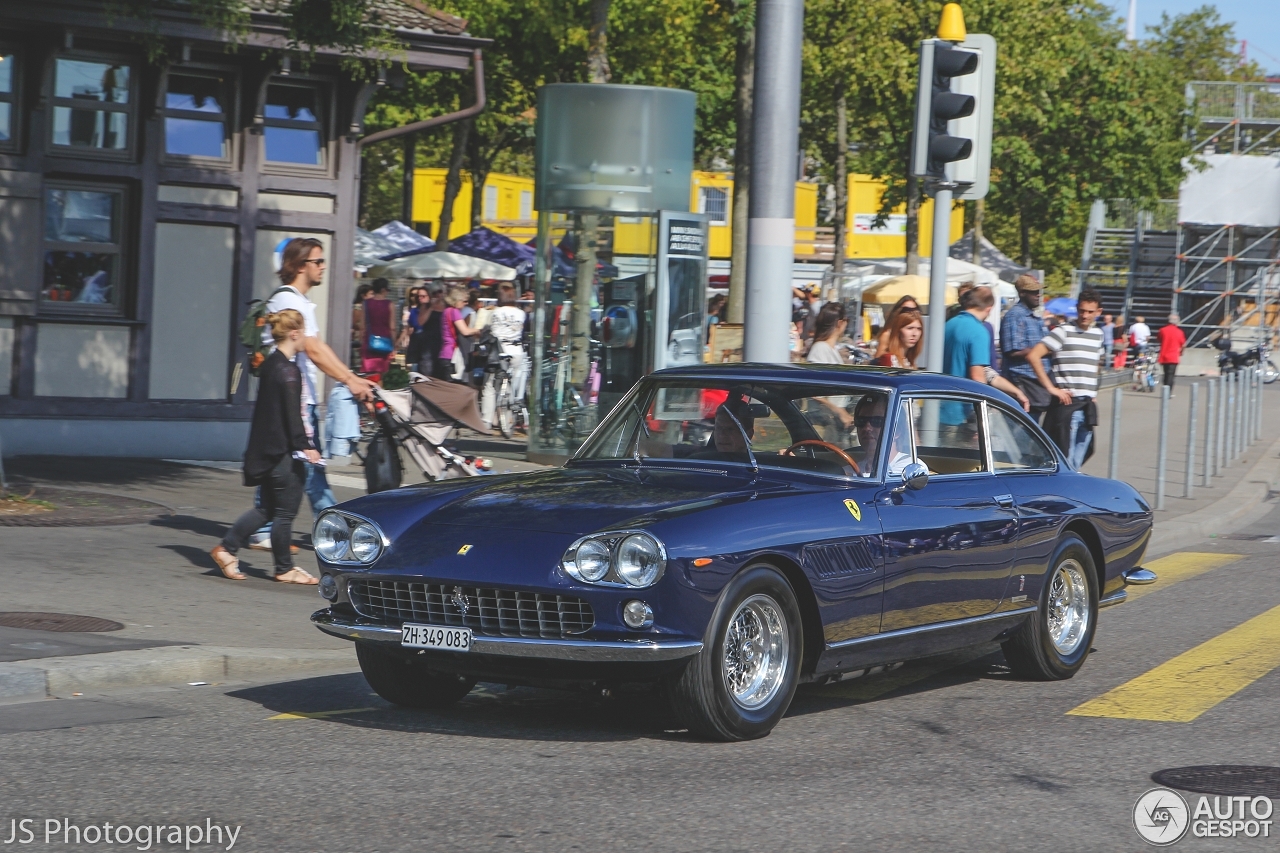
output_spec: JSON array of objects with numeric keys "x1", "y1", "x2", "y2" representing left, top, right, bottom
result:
[
  {"x1": 1067, "y1": 604, "x2": 1280, "y2": 722},
  {"x1": 267, "y1": 707, "x2": 378, "y2": 721},
  {"x1": 1125, "y1": 552, "x2": 1243, "y2": 602}
]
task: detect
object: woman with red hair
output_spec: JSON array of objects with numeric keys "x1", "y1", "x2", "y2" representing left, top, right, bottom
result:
[{"x1": 874, "y1": 308, "x2": 924, "y2": 368}]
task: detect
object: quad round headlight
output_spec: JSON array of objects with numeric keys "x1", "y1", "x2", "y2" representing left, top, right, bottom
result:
[
  {"x1": 314, "y1": 513, "x2": 351, "y2": 562},
  {"x1": 569, "y1": 538, "x2": 611, "y2": 582},
  {"x1": 616, "y1": 534, "x2": 666, "y2": 587},
  {"x1": 350, "y1": 523, "x2": 384, "y2": 562}
]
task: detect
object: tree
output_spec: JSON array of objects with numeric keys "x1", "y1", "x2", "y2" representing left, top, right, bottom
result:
[{"x1": 1144, "y1": 5, "x2": 1263, "y2": 84}]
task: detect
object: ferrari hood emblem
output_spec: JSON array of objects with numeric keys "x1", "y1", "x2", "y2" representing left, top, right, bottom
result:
[
  {"x1": 451, "y1": 586, "x2": 470, "y2": 616},
  {"x1": 457, "y1": 544, "x2": 473, "y2": 555}
]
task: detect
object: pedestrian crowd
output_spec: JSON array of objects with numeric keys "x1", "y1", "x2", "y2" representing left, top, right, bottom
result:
[
  {"x1": 797, "y1": 270, "x2": 1190, "y2": 468},
  {"x1": 211, "y1": 237, "x2": 535, "y2": 584}
]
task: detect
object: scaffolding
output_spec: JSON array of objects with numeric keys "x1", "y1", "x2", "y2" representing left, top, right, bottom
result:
[
  {"x1": 1188, "y1": 81, "x2": 1280, "y2": 156},
  {"x1": 1174, "y1": 223, "x2": 1280, "y2": 349}
]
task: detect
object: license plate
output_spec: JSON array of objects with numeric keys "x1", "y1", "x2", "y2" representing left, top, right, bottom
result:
[{"x1": 400, "y1": 623, "x2": 471, "y2": 651}]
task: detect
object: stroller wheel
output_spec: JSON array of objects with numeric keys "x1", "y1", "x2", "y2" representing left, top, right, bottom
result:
[{"x1": 364, "y1": 431, "x2": 403, "y2": 493}]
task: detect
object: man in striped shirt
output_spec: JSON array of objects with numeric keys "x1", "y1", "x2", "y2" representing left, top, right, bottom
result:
[{"x1": 1026, "y1": 291, "x2": 1104, "y2": 467}]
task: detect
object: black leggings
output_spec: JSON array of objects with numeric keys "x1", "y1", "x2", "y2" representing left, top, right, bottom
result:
[
  {"x1": 1163, "y1": 363, "x2": 1177, "y2": 388},
  {"x1": 222, "y1": 456, "x2": 306, "y2": 575}
]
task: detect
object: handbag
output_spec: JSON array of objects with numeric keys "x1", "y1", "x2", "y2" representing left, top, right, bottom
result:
[{"x1": 364, "y1": 302, "x2": 394, "y2": 354}]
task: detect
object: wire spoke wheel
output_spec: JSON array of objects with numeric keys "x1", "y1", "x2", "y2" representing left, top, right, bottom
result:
[
  {"x1": 1046, "y1": 558, "x2": 1091, "y2": 656},
  {"x1": 721, "y1": 594, "x2": 790, "y2": 710}
]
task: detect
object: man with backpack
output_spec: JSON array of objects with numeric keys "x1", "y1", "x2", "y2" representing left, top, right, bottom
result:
[{"x1": 242, "y1": 237, "x2": 373, "y2": 552}]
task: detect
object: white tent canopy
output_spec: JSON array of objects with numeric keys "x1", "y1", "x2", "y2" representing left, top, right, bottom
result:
[{"x1": 368, "y1": 251, "x2": 518, "y2": 281}]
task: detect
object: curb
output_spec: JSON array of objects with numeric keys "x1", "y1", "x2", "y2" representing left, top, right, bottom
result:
[
  {"x1": 1147, "y1": 432, "x2": 1280, "y2": 557},
  {"x1": 0, "y1": 645, "x2": 357, "y2": 702}
]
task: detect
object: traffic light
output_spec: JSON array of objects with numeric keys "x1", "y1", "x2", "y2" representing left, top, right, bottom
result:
[{"x1": 911, "y1": 32, "x2": 996, "y2": 200}]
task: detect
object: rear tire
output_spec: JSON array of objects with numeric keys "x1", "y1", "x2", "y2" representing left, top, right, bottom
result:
[
  {"x1": 364, "y1": 429, "x2": 402, "y2": 493},
  {"x1": 667, "y1": 565, "x2": 803, "y2": 741},
  {"x1": 1264, "y1": 360, "x2": 1278, "y2": 384},
  {"x1": 356, "y1": 642, "x2": 476, "y2": 709},
  {"x1": 1002, "y1": 533, "x2": 1098, "y2": 680}
]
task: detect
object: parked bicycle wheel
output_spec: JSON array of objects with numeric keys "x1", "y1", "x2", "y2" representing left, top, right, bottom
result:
[
  {"x1": 496, "y1": 374, "x2": 515, "y2": 439},
  {"x1": 1264, "y1": 360, "x2": 1279, "y2": 384}
]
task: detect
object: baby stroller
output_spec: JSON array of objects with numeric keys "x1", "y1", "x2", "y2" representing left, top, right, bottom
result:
[{"x1": 364, "y1": 376, "x2": 493, "y2": 493}]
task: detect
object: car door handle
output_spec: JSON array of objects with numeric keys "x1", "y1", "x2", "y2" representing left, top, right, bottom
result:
[{"x1": 995, "y1": 494, "x2": 1015, "y2": 508}]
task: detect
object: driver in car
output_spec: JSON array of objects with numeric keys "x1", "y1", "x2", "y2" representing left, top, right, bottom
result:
[
  {"x1": 712, "y1": 393, "x2": 755, "y2": 454},
  {"x1": 852, "y1": 395, "x2": 914, "y2": 477}
]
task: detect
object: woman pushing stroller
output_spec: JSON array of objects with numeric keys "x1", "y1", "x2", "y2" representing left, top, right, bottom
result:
[{"x1": 210, "y1": 309, "x2": 320, "y2": 585}]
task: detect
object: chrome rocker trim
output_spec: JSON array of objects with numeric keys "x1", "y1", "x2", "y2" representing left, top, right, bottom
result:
[
  {"x1": 824, "y1": 605, "x2": 1039, "y2": 651},
  {"x1": 1099, "y1": 589, "x2": 1128, "y2": 608},
  {"x1": 311, "y1": 610, "x2": 703, "y2": 662}
]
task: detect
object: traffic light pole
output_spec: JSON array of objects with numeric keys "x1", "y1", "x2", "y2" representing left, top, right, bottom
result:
[
  {"x1": 744, "y1": 0, "x2": 804, "y2": 363},
  {"x1": 925, "y1": 183, "x2": 954, "y2": 372}
]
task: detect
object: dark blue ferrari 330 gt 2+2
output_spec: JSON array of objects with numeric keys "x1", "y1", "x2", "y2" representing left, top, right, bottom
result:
[{"x1": 310, "y1": 364, "x2": 1155, "y2": 741}]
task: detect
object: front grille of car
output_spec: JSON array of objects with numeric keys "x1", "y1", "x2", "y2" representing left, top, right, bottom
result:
[{"x1": 348, "y1": 580, "x2": 594, "y2": 639}]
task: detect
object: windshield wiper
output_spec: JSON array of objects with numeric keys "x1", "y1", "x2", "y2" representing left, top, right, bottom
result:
[{"x1": 719, "y1": 405, "x2": 759, "y2": 476}]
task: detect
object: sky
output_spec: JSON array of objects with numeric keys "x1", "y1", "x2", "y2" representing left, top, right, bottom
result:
[{"x1": 1105, "y1": 0, "x2": 1280, "y2": 76}]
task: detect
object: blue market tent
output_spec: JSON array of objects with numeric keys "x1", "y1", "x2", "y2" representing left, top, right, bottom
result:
[
  {"x1": 1045, "y1": 296, "x2": 1078, "y2": 318},
  {"x1": 448, "y1": 227, "x2": 536, "y2": 275}
]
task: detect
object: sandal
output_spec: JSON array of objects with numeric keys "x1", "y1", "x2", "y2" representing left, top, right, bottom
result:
[
  {"x1": 274, "y1": 567, "x2": 319, "y2": 585},
  {"x1": 210, "y1": 545, "x2": 245, "y2": 580}
]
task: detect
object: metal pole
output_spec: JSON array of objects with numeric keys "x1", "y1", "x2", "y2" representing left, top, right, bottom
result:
[
  {"x1": 1156, "y1": 383, "x2": 1170, "y2": 510},
  {"x1": 924, "y1": 186, "x2": 954, "y2": 372},
  {"x1": 1108, "y1": 386, "x2": 1123, "y2": 480},
  {"x1": 1225, "y1": 372, "x2": 1235, "y2": 465},
  {"x1": 743, "y1": 0, "x2": 804, "y2": 364},
  {"x1": 1218, "y1": 374, "x2": 1228, "y2": 470},
  {"x1": 1204, "y1": 378, "x2": 1216, "y2": 483},
  {"x1": 1185, "y1": 382, "x2": 1198, "y2": 498},
  {"x1": 1259, "y1": 367, "x2": 1266, "y2": 440},
  {"x1": 1251, "y1": 368, "x2": 1260, "y2": 443},
  {"x1": 1236, "y1": 371, "x2": 1244, "y2": 455}
]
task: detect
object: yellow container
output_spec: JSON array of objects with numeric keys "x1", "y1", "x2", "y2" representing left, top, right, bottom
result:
[{"x1": 411, "y1": 169, "x2": 537, "y2": 242}]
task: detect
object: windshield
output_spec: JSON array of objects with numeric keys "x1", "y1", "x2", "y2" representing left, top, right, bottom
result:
[{"x1": 574, "y1": 378, "x2": 894, "y2": 479}]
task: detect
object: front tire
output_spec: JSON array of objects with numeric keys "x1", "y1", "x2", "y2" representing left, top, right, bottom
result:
[
  {"x1": 1002, "y1": 534, "x2": 1098, "y2": 680},
  {"x1": 667, "y1": 566, "x2": 803, "y2": 741},
  {"x1": 356, "y1": 642, "x2": 476, "y2": 709}
]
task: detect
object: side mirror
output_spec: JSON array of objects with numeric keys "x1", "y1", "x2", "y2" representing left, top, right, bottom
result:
[{"x1": 901, "y1": 461, "x2": 929, "y2": 491}]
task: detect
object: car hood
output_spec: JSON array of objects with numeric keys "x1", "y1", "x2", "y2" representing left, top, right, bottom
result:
[{"x1": 338, "y1": 465, "x2": 795, "y2": 537}]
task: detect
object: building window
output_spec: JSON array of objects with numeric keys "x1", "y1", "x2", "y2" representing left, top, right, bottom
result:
[
  {"x1": 263, "y1": 83, "x2": 324, "y2": 166},
  {"x1": 164, "y1": 72, "x2": 231, "y2": 159},
  {"x1": 484, "y1": 185, "x2": 499, "y2": 221},
  {"x1": 0, "y1": 53, "x2": 15, "y2": 149},
  {"x1": 51, "y1": 58, "x2": 132, "y2": 153},
  {"x1": 41, "y1": 186, "x2": 125, "y2": 314},
  {"x1": 519, "y1": 189, "x2": 533, "y2": 221},
  {"x1": 699, "y1": 186, "x2": 728, "y2": 225}
]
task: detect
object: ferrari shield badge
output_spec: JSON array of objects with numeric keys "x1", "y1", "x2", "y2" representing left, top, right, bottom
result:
[{"x1": 843, "y1": 499, "x2": 862, "y2": 522}]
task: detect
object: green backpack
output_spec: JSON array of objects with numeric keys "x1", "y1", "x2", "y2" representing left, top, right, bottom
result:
[{"x1": 238, "y1": 286, "x2": 293, "y2": 375}]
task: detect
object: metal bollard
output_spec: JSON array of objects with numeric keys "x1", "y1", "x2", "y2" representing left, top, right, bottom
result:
[
  {"x1": 1185, "y1": 382, "x2": 1199, "y2": 498},
  {"x1": 1217, "y1": 374, "x2": 1228, "y2": 470},
  {"x1": 1226, "y1": 372, "x2": 1236, "y2": 463},
  {"x1": 1244, "y1": 369, "x2": 1253, "y2": 447},
  {"x1": 1156, "y1": 384, "x2": 1170, "y2": 510},
  {"x1": 1204, "y1": 378, "x2": 1217, "y2": 482},
  {"x1": 1108, "y1": 386, "x2": 1123, "y2": 480}
]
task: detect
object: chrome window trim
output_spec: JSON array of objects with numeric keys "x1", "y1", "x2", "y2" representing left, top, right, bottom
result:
[
  {"x1": 985, "y1": 400, "x2": 1059, "y2": 474},
  {"x1": 900, "y1": 393, "x2": 994, "y2": 479}
]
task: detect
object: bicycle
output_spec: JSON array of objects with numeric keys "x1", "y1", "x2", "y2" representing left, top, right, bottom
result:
[
  {"x1": 486, "y1": 352, "x2": 528, "y2": 439},
  {"x1": 1130, "y1": 349, "x2": 1158, "y2": 393}
]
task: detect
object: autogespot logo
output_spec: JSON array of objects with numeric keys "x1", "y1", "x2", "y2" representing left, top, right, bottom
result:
[{"x1": 1134, "y1": 788, "x2": 1191, "y2": 846}]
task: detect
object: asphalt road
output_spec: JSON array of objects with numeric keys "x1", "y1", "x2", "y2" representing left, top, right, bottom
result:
[{"x1": 3, "y1": 513, "x2": 1279, "y2": 852}]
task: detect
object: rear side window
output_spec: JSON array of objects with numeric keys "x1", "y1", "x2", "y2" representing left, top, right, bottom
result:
[
  {"x1": 988, "y1": 406, "x2": 1055, "y2": 471},
  {"x1": 906, "y1": 397, "x2": 986, "y2": 475}
]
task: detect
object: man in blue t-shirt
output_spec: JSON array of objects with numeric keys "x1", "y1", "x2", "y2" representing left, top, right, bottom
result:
[{"x1": 940, "y1": 285, "x2": 995, "y2": 431}]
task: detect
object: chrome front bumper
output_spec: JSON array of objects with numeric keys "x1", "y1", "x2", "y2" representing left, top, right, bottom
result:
[{"x1": 311, "y1": 609, "x2": 703, "y2": 663}]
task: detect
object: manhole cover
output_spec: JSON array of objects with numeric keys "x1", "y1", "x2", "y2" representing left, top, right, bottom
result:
[
  {"x1": 0, "y1": 487, "x2": 169, "y2": 527},
  {"x1": 1152, "y1": 766, "x2": 1280, "y2": 798},
  {"x1": 0, "y1": 612, "x2": 125, "y2": 633}
]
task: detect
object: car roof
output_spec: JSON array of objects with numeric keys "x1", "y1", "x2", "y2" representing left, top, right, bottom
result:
[{"x1": 653, "y1": 362, "x2": 1009, "y2": 402}]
